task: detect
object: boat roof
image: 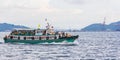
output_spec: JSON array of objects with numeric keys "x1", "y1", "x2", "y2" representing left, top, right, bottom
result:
[
  {"x1": 13, "y1": 28, "x2": 45, "y2": 31},
  {"x1": 13, "y1": 28, "x2": 34, "y2": 31}
]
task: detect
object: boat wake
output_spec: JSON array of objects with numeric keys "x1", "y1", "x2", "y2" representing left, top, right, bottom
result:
[{"x1": 38, "y1": 42, "x2": 78, "y2": 46}]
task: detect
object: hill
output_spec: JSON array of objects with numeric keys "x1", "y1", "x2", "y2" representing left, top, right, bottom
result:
[
  {"x1": 81, "y1": 21, "x2": 120, "y2": 31},
  {"x1": 0, "y1": 23, "x2": 29, "y2": 32}
]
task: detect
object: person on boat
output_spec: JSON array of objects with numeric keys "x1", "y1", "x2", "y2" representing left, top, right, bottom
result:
[
  {"x1": 62, "y1": 32, "x2": 65, "y2": 37},
  {"x1": 66, "y1": 33, "x2": 71, "y2": 37},
  {"x1": 11, "y1": 30, "x2": 17, "y2": 35},
  {"x1": 43, "y1": 30, "x2": 47, "y2": 35},
  {"x1": 58, "y1": 32, "x2": 62, "y2": 38}
]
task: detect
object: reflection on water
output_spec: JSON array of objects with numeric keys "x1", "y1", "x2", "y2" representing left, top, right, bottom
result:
[{"x1": 0, "y1": 32, "x2": 120, "y2": 60}]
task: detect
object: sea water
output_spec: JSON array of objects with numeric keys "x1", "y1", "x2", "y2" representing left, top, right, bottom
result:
[{"x1": 0, "y1": 32, "x2": 120, "y2": 60}]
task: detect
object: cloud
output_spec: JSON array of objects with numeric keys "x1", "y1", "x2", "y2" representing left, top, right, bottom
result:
[
  {"x1": 49, "y1": 0, "x2": 83, "y2": 14},
  {"x1": 0, "y1": 0, "x2": 50, "y2": 9},
  {"x1": 0, "y1": 0, "x2": 82, "y2": 14},
  {"x1": 64, "y1": 0, "x2": 84, "y2": 4},
  {"x1": 0, "y1": 0, "x2": 120, "y2": 29}
]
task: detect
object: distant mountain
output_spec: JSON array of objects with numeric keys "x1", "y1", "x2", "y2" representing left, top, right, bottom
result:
[
  {"x1": 81, "y1": 21, "x2": 120, "y2": 31},
  {"x1": 0, "y1": 23, "x2": 29, "y2": 32},
  {"x1": 108, "y1": 21, "x2": 120, "y2": 31},
  {"x1": 81, "y1": 23, "x2": 106, "y2": 31}
]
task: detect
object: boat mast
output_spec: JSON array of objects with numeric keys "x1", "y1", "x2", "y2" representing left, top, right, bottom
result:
[
  {"x1": 45, "y1": 18, "x2": 54, "y2": 35},
  {"x1": 45, "y1": 18, "x2": 50, "y2": 29}
]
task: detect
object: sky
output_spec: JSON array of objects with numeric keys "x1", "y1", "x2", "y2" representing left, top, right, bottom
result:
[{"x1": 0, "y1": 0, "x2": 120, "y2": 29}]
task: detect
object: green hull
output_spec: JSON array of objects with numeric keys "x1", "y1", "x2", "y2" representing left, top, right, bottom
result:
[
  {"x1": 4, "y1": 39, "x2": 75, "y2": 44},
  {"x1": 4, "y1": 36, "x2": 78, "y2": 44}
]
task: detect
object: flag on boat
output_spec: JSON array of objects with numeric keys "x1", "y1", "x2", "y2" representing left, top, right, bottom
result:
[{"x1": 38, "y1": 24, "x2": 40, "y2": 29}]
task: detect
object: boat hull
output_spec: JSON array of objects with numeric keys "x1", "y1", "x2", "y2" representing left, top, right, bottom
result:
[{"x1": 4, "y1": 36, "x2": 79, "y2": 44}]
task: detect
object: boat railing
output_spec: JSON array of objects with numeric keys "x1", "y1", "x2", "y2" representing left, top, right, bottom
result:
[{"x1": 5, "y1": 35, "x2": 59, "y2": 40}]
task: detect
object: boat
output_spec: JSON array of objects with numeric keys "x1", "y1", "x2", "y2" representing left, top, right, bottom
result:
[{"x1": 3, "y1": 20, "x2": 79, "y2": 44}]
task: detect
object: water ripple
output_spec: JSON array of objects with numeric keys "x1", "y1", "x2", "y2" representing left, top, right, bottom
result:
[{"x1": 0, "y1": 32, "x2": 120, "y2": 60}]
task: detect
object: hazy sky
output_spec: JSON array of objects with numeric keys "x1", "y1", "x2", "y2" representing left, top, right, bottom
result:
[{"x1": 0, "y1": 0, "x2": 120, "y2": 29}]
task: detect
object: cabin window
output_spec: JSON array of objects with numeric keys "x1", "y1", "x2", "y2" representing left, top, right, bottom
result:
[
  {"x1": 24, "y1": 37, "x2": 26, "y2": 40},
  {"x1": 31, "y1": 37, "x2": 34, "y2": 40},
  {"x1": 35, "y1": 30, "x2": 42, "y2": 35},
  {"x1": 10, "y1": 36, "x2": 13, "y2": 39},
  {"x1": 41, "y1": 36, "x2": 46, "y2": 40},
  {"x1": 18, "y1": 37, "x2": 20, "y2": 40},
  {"x1": 39, "y1": 37, "x2": 41, "y2": 40}
]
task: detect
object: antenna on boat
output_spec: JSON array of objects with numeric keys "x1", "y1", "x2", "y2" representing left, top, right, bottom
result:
[
  {"x1": 102, "y1": 17, "x2": 106, "y2": 31},
  {"x1": 103, "y1": 17, "x2": 106, "y2": 25}
]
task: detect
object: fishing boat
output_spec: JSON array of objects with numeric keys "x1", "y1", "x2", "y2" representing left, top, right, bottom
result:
[{"x1": 3, "y1": 20, "x2": 79, "y2": 44}]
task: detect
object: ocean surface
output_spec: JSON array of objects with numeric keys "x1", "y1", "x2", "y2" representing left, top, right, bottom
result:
[{"x1": 0, "y1": 32, "x2": 120, "y2": 60}]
